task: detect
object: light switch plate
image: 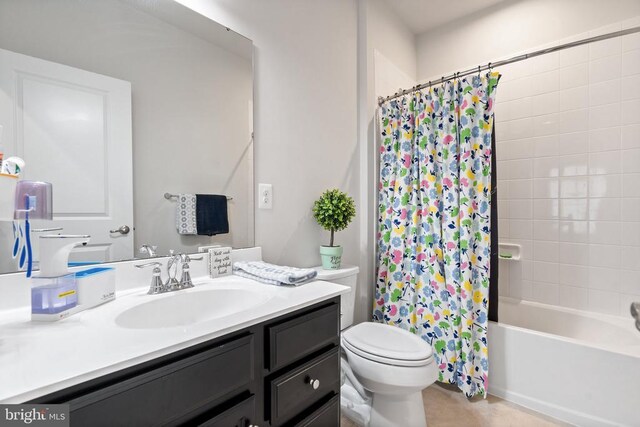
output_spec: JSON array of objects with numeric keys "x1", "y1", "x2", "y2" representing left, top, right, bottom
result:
[{"x1": 258, "y1": 183, "x2": 272, "y2": 209}]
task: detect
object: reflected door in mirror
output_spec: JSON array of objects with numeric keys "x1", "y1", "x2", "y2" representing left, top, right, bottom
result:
[{"x1": 0, "y1": 48, "x2": 134, "y2": 267}]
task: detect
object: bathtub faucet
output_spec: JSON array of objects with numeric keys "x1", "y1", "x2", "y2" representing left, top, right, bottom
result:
[{"x1": 630, "y1": 303, "x2": 640, "y2": 331}]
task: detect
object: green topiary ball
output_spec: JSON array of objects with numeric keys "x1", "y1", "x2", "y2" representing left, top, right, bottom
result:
[{"x1": 312, "y1": 189, "x2": 356, "y2": 246}]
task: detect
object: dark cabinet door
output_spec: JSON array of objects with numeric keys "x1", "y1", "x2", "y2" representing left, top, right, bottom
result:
[
  {"x1": 267, "y1": 303, "x2": 339, "y2": 371},
  {"x1": 68, "y1": 335, "x2": 254, "y2": 427},
  {"x1": 269, "y1": 348, "x2": 340, "y2": 426},
  {"x1": 199, "y1": 395, "x2": 256, "y2": 427},
  {"x1": 298, "y1": 395, "x2": 340, "y2": 427}
]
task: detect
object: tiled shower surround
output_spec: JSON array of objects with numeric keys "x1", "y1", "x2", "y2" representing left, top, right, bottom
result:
[{"x1": 495, "y1": 21, "x2": 640, "y2": 317}]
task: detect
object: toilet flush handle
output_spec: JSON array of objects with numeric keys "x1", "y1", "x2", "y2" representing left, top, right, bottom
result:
[{"x1": 307, "y1": 378, "x2": 320, "y2": 390}]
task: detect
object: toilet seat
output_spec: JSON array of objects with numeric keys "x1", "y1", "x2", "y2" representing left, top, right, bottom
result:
[{"x1": 342, "y1": 322, "x2": 433, "y2": 367}]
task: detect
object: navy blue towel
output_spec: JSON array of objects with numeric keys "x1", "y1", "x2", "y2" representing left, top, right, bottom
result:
[{"x1": 195, "y1": 194, "x2": 229, "y2": 236}]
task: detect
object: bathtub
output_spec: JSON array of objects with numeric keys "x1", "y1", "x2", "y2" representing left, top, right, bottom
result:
[{"x1": 488, "y1": 297, "x2": 640, "y2": 426}]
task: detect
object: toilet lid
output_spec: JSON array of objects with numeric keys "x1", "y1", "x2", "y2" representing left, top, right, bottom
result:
[{"x1": 342, "y1": 322, "x2": 433, "y2": 367}]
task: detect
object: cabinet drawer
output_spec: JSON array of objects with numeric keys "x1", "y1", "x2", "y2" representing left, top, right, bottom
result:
[
  {"x1": 298, "y1": 395, "x2": 340, "y2": 427},
  {"x1": 270, "y1": 348, "x2": 340, "y2": 426},
  {"x1": 199, "y1": 395, "x2": 256, "y2": 427},
  {"x1": 68, "y1": 335, "x2": 254, "y2": 426},
  {"x1": 267, "y1": 303, "x2": 339, "y2": 371}
]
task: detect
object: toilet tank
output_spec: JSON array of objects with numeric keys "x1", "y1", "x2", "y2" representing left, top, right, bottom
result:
[{"x1": 313, "y1": 265, "x2": 359, "y2": 330}]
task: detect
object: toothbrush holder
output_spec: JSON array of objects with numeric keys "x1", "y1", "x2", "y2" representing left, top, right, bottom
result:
[{"x1": 14, "y1": 180, "x2": 53, "y2": 220}]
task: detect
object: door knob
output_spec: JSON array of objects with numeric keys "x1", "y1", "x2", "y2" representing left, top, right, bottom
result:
[{"x1": 110, "y1": 225, "x2": 130, "y2": 235}]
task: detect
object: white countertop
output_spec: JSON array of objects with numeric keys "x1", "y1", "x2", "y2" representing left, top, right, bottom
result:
[{"x1": 0, "y1": 275, "x2": 349, "y2": 403}]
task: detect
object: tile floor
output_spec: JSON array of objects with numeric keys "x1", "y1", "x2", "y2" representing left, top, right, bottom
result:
[{"x1": 340, "y1": 383, "x2": 569, "y2": 427}]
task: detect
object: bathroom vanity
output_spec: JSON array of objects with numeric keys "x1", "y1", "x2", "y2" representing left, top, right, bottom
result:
[
  {"x1": 0, "y1": 263, "x2": 349, "y2": 427},
  {"x1": 30, "y1": 297, "x2": 341, "y2": 426}
]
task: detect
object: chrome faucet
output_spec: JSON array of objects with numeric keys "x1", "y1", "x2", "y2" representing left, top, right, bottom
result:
[
  {"x1": 139, "y1": 244, "x2": 158, "y2": 258},
  {"x1": 631, "y1": 303, "x2": 640, "y2": 331},
  {"x1": 135, "y1": 252, "x2": 203, "y2": 295},
  {"x1": 166, "y1": 251, "x2": 182, "y2": 291}
]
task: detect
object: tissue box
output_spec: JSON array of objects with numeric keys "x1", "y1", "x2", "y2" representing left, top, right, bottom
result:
[{"x1": 76, "y1": 267, "x2": 116, "y2": 309}]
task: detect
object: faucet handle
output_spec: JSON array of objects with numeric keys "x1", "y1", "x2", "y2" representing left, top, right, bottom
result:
[
  {"x1": 180, "y1": 254, "x2": 204, "y2": 263},
  {"x1": 135, "y1": 262, "x2": 166, "y2": 294},
  {"x1": 177, "y1": 254, "x2": 203, "y2": 289}
]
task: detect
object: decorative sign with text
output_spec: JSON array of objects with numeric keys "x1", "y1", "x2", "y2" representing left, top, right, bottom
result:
[{"x1": 208, "y1": 247, "x2": 232, "y2": 278}]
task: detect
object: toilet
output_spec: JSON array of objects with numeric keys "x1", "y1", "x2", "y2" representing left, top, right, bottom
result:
[{"x1": 314, "y1": 266, "x2": 438, "y2": 427}]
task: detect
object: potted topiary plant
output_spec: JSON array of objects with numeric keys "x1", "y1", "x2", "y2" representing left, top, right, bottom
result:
[{"x1": 312, "y1": 189, "x2": 356, "y2": 269}]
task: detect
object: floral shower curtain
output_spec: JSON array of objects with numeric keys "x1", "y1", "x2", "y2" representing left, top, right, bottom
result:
[{"x1": 373, "y1": 72, "x2": 500, "y2": 398}]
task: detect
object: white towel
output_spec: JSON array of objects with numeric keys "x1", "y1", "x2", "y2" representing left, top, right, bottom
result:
[
  {"x1": 175, "y1": 194, "x2": 197, "y2": 235},
  {"x1": 233, "y1": 261, "x2": 317, "y2": 286},
  {"x1": 233, "y1": 269, "x2": 282, "y2": 285}
]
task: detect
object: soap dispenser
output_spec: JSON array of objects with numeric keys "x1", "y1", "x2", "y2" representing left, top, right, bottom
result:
[
  {"x1": 30, "y1": 234, "x2": 90, "y2": 320},
  {"x1": 38, "y1": 234, "x2": 90, "y2": 277}
]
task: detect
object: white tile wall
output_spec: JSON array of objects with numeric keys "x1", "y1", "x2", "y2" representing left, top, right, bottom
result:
[{"x1": 497, "y1": 20, "x2": 640, "y2": 318}]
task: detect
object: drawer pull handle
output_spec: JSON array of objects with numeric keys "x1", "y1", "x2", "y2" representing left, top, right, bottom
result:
[{"x1": 308, "y1": 378, "x2": 320, "y2": 390}]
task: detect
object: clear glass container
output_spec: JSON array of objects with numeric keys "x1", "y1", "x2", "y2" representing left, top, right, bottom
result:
[
  {"x1": 31, "y1": 274, "x2": 77, "y2": 314},
  {"x1": 14, "y1": 180, "x2": 53, "y2": 220}
]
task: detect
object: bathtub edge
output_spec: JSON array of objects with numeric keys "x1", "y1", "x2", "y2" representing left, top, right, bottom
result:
[{"x1": 489, "y1": 385, "x2": 618, "y2": 427}]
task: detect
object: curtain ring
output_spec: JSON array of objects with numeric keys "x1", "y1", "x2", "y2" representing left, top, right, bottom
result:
[
  {"x1": 477, "y1": 65, "x2": 481, "y2": 76},
  {"x1": 488, "y1": 62, "x2": 492, "y2": 71}
]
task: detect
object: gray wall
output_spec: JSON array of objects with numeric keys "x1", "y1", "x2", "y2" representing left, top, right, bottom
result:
[{"x1": 178, "y1": 1, "x2": 368, "y2": 321}]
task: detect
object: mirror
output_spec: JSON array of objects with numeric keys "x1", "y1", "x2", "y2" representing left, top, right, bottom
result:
[{"x1": 0, "y1": 0, "x2": 254, "y2": 274}]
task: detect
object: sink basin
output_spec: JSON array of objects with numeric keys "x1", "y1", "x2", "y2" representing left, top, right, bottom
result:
[{"x1": 115, "y1": 289, "x2": 270, "y2": 329}]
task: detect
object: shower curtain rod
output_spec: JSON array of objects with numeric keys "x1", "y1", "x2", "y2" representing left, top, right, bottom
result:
[{"x1": 378, "y1": 26, "x2": 640, "y2": 106}]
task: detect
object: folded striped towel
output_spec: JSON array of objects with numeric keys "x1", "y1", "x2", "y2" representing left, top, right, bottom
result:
[{"x1": 233, "y1": 261, "x2": 317, "y2": 286}]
